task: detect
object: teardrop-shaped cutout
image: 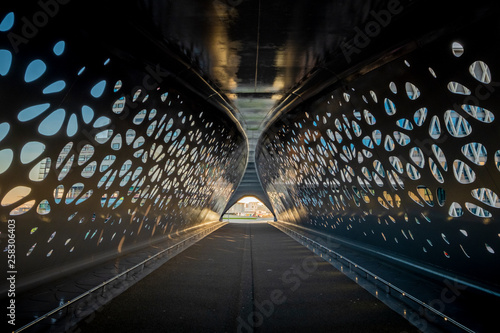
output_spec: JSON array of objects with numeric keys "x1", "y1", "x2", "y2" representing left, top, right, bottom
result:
[
  {"x1": 384, "y1": 135, "x2": 395, "y2": 151},
  {"x1": 66, "y1": 113, "x2": 78, "y2": 137},
  {"x1": 37, "y1": 200, "x2": 51, "y2": 215},
  {"x1": 417, "y1": 185, "x2": 434, "y2": 206},
  {"x1": 393, "y1": 131, "x2": 411, "y2": 146},
  {"x1": 396, "y1": 118, "x2": 413, "y2": 130},
  {"x1": 408, "y1": 190, "x2": 424, "y2": 206},
  {"x1": 81, "y1": 161, "x2": 97, "y2": 178},
  {"x1": 0, "y1": 49, "x2": 12, "y2": 76},
  {"x1": 126, "y1": 129, "x2": 136, "y2": 145},
  {"x1": 0, "y1": 149, "x2": 13, "y2": 174},
  {"x1": 436, "y1": 187, "x2": 446, "y2": 206},
  {"x1": 29, "y1": 157, "x2": 50, "y2": 182},
  {"x1": 405, "y1": 82, "x2": 420, "y2": 100},
  {"x1": 389, "y1": 156, "x2": 404, "y2": 174},
  {"x1": 453, "y1": 159, "x2": 476, "y2": 184},
  {"x1": 414, "y1": 108, "x2": 428, "y2": 126},
  {"x1": 447, "y1": 81, "x2": 471, "y2": 95},
  {"x1": 363, "y1": 109, "x2": 376, "y2": 125},
  {"x1": 90, "y1": 80, "x2": 107, "y2": 98},
  {"x1": 53, "y1": 40, "x2": 65, "y2": 56},
  {"x1": 78, "y1": 144, "x2": 94, "y2": 165},
  {"x1": 0, "y1": 12, "x2": 14, "y2": 32},
  {"x1": 410, "y1": 147, "x2": 425, "y2": 168},
  {"x1": 469, "y1": 61, "x2": 491, "y2": 84},
  {"x1": 54, "y1": 185, "x2": 64, "y2": 204},
  {"x1": 429, "y1": 115, "x2": 441, "y2": 139},
  {"x1": 0, "y1": 122, "x2": 9, "y2": 143},
  {"x1": 65, "y1": 183, "x2": 84, "y2": 204},
  {"x1": 432, "y1": 144, "x2": 447, "y2": 171},
  {"x1": 362, "y1": 136, "x2": 374, "y2": 149},
  {"x1": 2, "y1": 186, "x2": 31, "y2": 206},
  {"x1": 471, "y1": 188, "x2": 500, "y2": 208},
  {"x1": 461, "y1": 105, "x2": 494, "y2": 123},
  {"x1": 38, "y1": 109, "x2": 66, "y2": 136},
  {"x1": 21, "y1": 141, "x2": 46, "y2": 164},
  {"x1": 429, "y1": 158, "x2": 444, "y2": 183},
  {"x1": 58, "y1": 155, "x2": 74, "y2": 181},
  {"x1": 452, "y1": 42, "x2": 464, "y2": 57},
  {"x1": 18, "y1": 103, "x2": 51, "y2": 122},
  {"x1": 25, "y1": 59, "x2": 47, "y2": 82},
  {"x1": 112, "y1": 97, "x2": 125, "y2": 114},
  {"x1": 81, "y1": 105, "x2": 94, "y2": 124},
  {"x1": 406, "y1": 163, "x2": 421, "y2": 180},
  {"x1": 11, "y1": 200, "x2": 35, "y2": 216},
  {"x1": 76, "y1": 190, "x2": 93, "y2": 205},
  {"x1": 93, "y1": 116, "x2": 111, "y2": 128},
  {"x1": 42, "y1": 80, "x2": 66, "y2": 94},
  {"x1": 384, "y1": 98, "x2": 396, "y2": 115},
  {"x1": 461, "y1": 142, "x2": 487, "y2": 166},
  {"x1": 133, "y1": 110, "x2": 147, "y2": 125},
  {"x1": 465, "y1": 202, "x2": 491, "y2": 218},
  {"x1": 444, "y1": 110, "x2": 471, "y2": 138}
]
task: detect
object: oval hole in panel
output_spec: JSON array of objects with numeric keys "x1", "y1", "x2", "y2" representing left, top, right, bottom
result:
[
  {"x1": 437, "y1": 187, "x2": 446, "y2": 206},
  {"x1": 444, "y1": 110, "x2": 471, "y2": 138},
  {"x1": 21, "y1": 141, "x2": 46, "y2": 164},
  {"x1": 453, "y1": 159, "x2": 476, "y2": 184},
  {"x1": 2, "y1": 186, "x2": 31, "y2": 206},
  {"x1": 18, "y1": 103, "x2": 51, "y2": 122},
  {"x1": 38, "y1": 109, "x2": 66, "y2": 136},
  {"x1": 25, "y1": 59, "x2": 47, "y2": 82},
  {"x1": 29, "y1": 157, "x2": 51, "y2": 181},
  {"x1": 471, "y1": 188, "x2": 500, "y2": 208},
  {"x1": 465, "y1": 202, "x2": 492, "y2": 218},
  {"x1": 469, "y1": 61, "x2": 491, "y2": 84},
  {"x1": 90, "y1": 80, "x2": 107, "y2": 98},
  {"x1": 37, "y1": 199, "x2": 51, "y2": 215},
  {"x1": 461, "y1": 105, "x2": 494, "y2": 123},
  {"x1": 417, "y1": 185, "x2": 434, "y2": 206},
  {"x1": 448, "y1": 202, "x2": 463, "y2": 217},
  {"x1": 0, "y1": 149, "x2": 14, "y2": 174},
  {"x1": 0, "y1": 49, "x2": 12, "y2": 76}
]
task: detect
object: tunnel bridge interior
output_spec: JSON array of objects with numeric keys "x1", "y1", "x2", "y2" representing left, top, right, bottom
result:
[{"x1": 1, "y1": 0, "x2": 500, "y2": 332}]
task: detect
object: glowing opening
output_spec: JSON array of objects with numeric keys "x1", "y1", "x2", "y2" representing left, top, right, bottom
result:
[{"x1": 224, "y1": 196, "x2": 273, "y2": 221}]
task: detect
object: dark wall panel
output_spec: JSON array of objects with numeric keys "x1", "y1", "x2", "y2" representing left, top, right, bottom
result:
[
  {"x1": 0, "y1": 4, "x2": 247, "y2": 291},
  {"x1": 257, "y1": 16, "x2": 500, "y2": 292}
]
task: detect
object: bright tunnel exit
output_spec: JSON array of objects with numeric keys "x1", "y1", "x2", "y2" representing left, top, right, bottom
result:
[{"x1": 223, "y1": 196, "x2": 274, "y2": 223}]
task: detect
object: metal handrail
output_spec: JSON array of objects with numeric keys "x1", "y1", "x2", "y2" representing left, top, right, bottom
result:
[
  {"x1": 14, "y1": 222, "x2": 225, "y2": 333},
  {"x1": 270, "y1": 222, "x2": 476, "y2": 333}
]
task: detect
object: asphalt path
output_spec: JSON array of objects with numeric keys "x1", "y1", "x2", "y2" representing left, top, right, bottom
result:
[{"x1": 77, "y1": 223, "x2": 419, "y2": 332}]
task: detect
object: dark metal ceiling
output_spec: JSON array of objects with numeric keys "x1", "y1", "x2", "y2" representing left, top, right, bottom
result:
[{"x1": 135, "y1": 0, "x2": 396, "y2": 129}]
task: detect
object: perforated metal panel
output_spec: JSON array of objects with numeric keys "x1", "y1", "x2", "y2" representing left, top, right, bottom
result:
[
  {"x1": 257, "y1": 19, "x2": 500, "y2": 291},
  {"x1": 0, "y1": 5, "x2": 247, "y2": 290}
]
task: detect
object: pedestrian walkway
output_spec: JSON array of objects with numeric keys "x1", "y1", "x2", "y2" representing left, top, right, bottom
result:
[{"x1": 77, "y1": 223, "x2": 419, "y2": 332}]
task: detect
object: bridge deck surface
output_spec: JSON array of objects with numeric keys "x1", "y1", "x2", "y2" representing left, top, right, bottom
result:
[{"x1": 78, "y1": 222, "x2": 418, "y2": 332}]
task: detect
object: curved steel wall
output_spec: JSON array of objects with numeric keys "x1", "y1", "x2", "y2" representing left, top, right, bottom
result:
[
  {"x1": 0, "y1": 7, "x2": 247, "y2": 290},
  {"x1": 257, "y1": 20, "x2": 500, "y2": 292}
]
